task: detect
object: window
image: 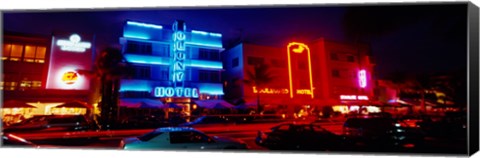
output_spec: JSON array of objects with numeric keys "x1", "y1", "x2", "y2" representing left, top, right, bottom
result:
[
  {"x1": 10, "y1": 44, "x2": 23, "y2": 61},
  {"x1": 2, "y1": 44, "x2": 46, "y2": 63},
  {"x1": 247, "y1": 56, "x2": 264, "y2": 66},
  {"x1": 23, "y1": 45, "x2": 46, "y2": 63},
  {"x1": 138, "y1": 131, "x2": 163, "y2": 142},
  {"x1": 156, "y1": 44, "x2": 170, "y2": 57},
  {"x1": 275, "y1": 125, "x2": 290, "y2": 132},
  {"x1": 1, "y1": 81, "x2": 17, "y2": 91},
  {"x1": 332, "y1": 70, "x2": 340, "y2": 78},
  {"x1": 19, "y1": 80, "x2": 42, "y2": 90},
  {"x1": 347, "y1": 55, "x2": 355, "y2": 62},
  {"x1": 169, "y1": 131, "x2": 209, "y2": 144},
  {"x1": 232, "y1": 57, "x2": 239, "y2": 68},
  {"x1": 126, "y1": 41, "x2": 152, "y2": 55},
  {"x1": 199, "y1": 48, "x2": 220, "y2": 61},
  {"x1": 199, "y1": 70, "x2": 220, "y2": 82},
  {"x1": 330, "y1": 53, "x2": 338, "y2": 61},
  {"x1": 271, "y1": 59, "x2": 285, "y2": 68},
  {"x1": 134, "y1": 66, "x2": 151, "y2": 79},
  {"x1": 160, "y1": 66, "x2": 170, "y2": 81}
]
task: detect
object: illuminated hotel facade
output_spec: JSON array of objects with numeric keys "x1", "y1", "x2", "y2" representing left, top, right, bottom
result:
[
  {"x1": 223, "y1": 38, "x2": 375, "y2": 113},
  {"x1": 2, "y1": 31, "x2": 96, "y2": 118},
  {"x1": 118, "y1": 20, "x2": 225, "y2": 115}
]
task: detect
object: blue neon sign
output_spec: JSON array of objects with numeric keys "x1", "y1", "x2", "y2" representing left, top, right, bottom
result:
[
  {"x1": 127, "y1": 21, "x2": 163, "y2": 29},
  {"x1": 154, "y1": 87, "x2": 199, "y2": 98}
]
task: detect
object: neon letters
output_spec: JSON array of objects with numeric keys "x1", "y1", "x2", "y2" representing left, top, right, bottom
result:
[
  {"x1": 358, "y1": 69, "x2": 367, "y2": 88},
  {"x1": 252, "y1": 86, "x2": 289, "y2": 94},
  {"x1": 56, "y1": 34, "x2": 91, "y2": 52},
  {"x1": 154, "y1": 87, "x2": 199, "y2": 98},
  {"x1": 172, "y1": 21, "x2": 186, "y2": 84},
  {"x1": 340, "y1": 95, "x2": 369, "y2": 100}
]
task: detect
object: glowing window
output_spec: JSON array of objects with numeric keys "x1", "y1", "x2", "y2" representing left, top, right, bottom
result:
[
  {"x1": 24, "y1": 45, "x2": 36, "y2": 62},
  {"x1": 2, "y1": 44, "x2": 12, "y2": 60},
  {"x1": 35, "y1": 47, "x2": 46, "y2": 63},
  {"x1": 10, "y1": 44, "x2": 24, "y2": 61}
]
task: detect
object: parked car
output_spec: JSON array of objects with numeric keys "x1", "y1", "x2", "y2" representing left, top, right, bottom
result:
[
  {"x1": 1, "y1": 133, "x2": 38, "y2": 147},
  {"x1": 342, "y1": 116, "x2": 424, "y2": 149},
  {"x1": 118, "y1": 115, "x2": 171, "y2": 129},
  {"x1": 256, "y1": 122, "x2": 350, "y2": 151},
  {"x1": 179, "y1": 116, "x2": 233, "y2": 127},
  {"x1": 120, "y1": 127, "x2": 248, "y2": 150},
  {"x1": 3, "y1": 115, "x2": 95, "y2": 133}
]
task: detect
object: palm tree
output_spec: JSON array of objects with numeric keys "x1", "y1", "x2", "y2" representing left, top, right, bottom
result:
[
  {"x1": 243, "y1": 63, "x2": 275, "y2": 113},
  {"x1": 96, "y1": 47, "x2": 134, "y2": 129},
  {"x1": 78, "y1": 47, "x2": 133, "y2": 129}
]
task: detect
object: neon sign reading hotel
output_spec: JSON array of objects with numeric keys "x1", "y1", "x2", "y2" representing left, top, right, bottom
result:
[{"x1": 287, "y1": 42, "x2": 314, "y2": 98}]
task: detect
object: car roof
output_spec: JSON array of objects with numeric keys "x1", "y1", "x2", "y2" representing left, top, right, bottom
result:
[{"x1": 153, "y1": 127, "x2": 198, "y2": 132}]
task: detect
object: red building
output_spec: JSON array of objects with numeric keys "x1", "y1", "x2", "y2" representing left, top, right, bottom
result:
[
  {"x1": 2, "y1": 32, "x2": 97, "y2": 120},
  {"x1": 223, "y1": 38, "x2": 376, "y2": 115}
]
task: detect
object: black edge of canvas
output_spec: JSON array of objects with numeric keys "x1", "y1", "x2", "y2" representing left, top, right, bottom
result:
[{"x1": 468, "y1": 1, "x2": 480, "y2": 156}]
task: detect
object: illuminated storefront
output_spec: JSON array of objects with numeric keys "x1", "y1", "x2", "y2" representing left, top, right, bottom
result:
[
  {"x1": 118, "y1": 20, "x2": 226, "y2": 117},
  {"x1": 223, "y1": 38, "x2": 375, "y2": 114},
  {"x1": 2, "y1": 32, "x2": 96, "y2": 121}
]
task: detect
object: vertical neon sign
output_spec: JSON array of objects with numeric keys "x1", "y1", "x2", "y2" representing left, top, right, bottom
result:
[
  {"x1": 172, "y1": 20, "x2": 187, "y2": 97},
  {"x1": 287, "y1": 42, "x2": 314, "y2": 99},
  {"x1": 358, "y1": 69, "x2": 367, "y2": 88}
]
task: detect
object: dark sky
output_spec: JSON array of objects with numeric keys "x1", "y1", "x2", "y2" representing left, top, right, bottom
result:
[{"x1": 2, "y1": 4, "x2": 468, "y2": 78}]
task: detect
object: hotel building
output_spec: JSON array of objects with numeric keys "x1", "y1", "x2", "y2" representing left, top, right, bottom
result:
[
  {"x1": 2, "y1": 31, "x2": 97, "y2": 119},
  {"x1": 118, "y1": 20, "x2": 226, "y2": 116},
  {"x1": 223, "y1": 38, "x2": 376, "y2": 114}
]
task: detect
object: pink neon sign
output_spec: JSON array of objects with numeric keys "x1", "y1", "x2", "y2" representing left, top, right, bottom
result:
[{"x1": 358, "y1": 69, "x2": 367, "y2": 88}]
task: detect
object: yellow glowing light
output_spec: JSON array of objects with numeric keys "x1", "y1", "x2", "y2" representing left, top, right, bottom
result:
[
  {"x1": 62, "y1": 71, "x2": 79, "y2": 85},
  {"x1": 287, "y1": 42, "x2": 314, "y2": 99},
  {"x1": 252, "y1": 86, "x2": 289, "y2": 94}
]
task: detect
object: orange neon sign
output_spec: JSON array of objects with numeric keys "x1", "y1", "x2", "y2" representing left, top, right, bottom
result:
[
  {"x1": 252, "y1": 86, "x2": 289, "y2": 94},
  {"x1": 287, "y1": 42, "x2": 314, "y2": 99}
]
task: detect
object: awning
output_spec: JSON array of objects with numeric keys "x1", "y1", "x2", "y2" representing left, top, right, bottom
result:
[
  {"x1": 2, "y1": 100, "x2": 37, "y2": 108},
  {"x1": 194, "y1": 100, "x2": 234, "y2": 109},
  {"x1": 53, "y1": 100, "x2": 93, "y2": 109},
  {"x1": 234, "y1": 102, "x2": 257, "y2": 110},
  {"x1": 119, "y1": 98, "x2": 164, "y2": 109}
]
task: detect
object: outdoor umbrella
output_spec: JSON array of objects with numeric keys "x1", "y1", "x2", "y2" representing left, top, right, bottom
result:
[{"x1": 2, "y1": 100, "x2": 37, "y2": 108}]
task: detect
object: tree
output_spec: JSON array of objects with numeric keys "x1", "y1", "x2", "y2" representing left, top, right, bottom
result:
[
  {"x1": 243, "y1": 63, "x2": 275, "y2": 113},
  {"x1": 89, "y1": 47, "x2": 133, "y2": 129}
]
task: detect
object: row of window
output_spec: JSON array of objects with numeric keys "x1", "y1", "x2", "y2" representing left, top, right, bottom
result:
[
  {"x1": 330, "y1": 52, "x2": 356, "y2": 63},
  {"x1": 331, "y1": 69, "x2": 357, "y2": 78},
  {"x1": 125, "y1": 41, "x2": 220, "y2": 61},
  {"x1": 132, "y1": 65, "x2": 220, "y2": 82},
  {"x1": 2, "y1": 44, "x2": 47, "y2": 63},
  {"x1": 1, "y1": 81, "x2": 42, "y2": 91}
]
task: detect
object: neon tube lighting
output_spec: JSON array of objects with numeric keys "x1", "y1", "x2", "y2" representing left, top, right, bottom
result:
[
  {"x1": 127, "y1": 21, "x2": 163, "y2": 29},
  {"x1": 186, "y1": 41, "x2": 222, "y2": 48},
  {"x1": 191, "y1": 30, "x2": 208, "y2": 35},
  {"x1": 358, "y1": 69, "x2": 367, "y2": 88},
  {"x1": 191, "y1": 30, "x2": 222, "y2": 37},
  {"x1": 287, "y1": 42, "x2": 314, "y2": 99},
  {"x1": 123, "y1": 33, "x2": 150, "y2": 40}
]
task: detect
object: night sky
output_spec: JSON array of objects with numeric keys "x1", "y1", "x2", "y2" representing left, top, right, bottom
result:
[{"x1": 2, "y1": 3, "x2": 468, "y2": 79}]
